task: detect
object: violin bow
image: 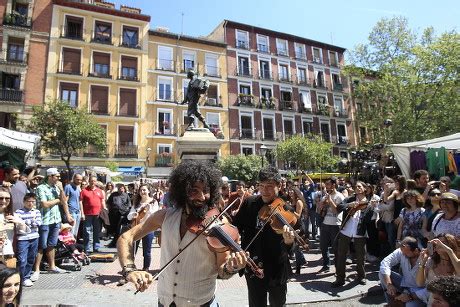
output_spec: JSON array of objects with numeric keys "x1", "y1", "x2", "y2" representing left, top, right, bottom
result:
[{"x1": 147, "y1": 197, "x2": 240, "y2": 283}]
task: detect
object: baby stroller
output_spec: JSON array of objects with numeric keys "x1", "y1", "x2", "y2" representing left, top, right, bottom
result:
[{"x1": 54, "y1": 238, "x2": 91, "y2": 271}]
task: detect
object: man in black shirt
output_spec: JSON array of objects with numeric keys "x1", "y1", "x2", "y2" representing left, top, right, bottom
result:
[{"x1": 233, "y1": 166, "x2": 295, "y2": 307}]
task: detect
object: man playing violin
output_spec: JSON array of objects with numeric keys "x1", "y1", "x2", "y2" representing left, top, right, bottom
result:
[
  {"x1": 227, "y1": 181, "x2": 250, "y2": 216},
  {"x1": 232, "y1": 166, "x2": 296, "y2": 307},
  {"x1": 332, "y1": 181, "x2": 379, "y2": 287},
  {"x1": 117, "y1": 160, "x2": 248, "y2": 307}
]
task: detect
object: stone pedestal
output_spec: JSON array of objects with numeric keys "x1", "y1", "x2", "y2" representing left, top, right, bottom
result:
[{"x1": 176, "y1": 128, "x2": 224, "y2": 162}]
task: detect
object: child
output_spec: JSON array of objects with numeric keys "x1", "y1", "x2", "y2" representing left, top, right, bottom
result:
[
  {"x1": 58, "y1": 223, "x2": 87, "y2": 262},
  {"x1": 15, "y1": 193, "x2": 42, "y2": 287}
]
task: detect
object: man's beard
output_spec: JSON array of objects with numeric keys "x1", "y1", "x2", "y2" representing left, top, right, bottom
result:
[{"x1": 187, "y1": 201, "x2": 210, "y2": 219}]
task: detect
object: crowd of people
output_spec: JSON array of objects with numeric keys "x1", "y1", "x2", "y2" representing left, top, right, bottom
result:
[{"x1": 1, "y1": 161, "x2": 460, "y2": 306}]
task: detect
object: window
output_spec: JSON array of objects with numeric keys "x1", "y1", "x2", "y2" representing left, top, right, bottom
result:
[
  {"x1": 91, "y1": 52, "x2": 110, "y2": 78},
  {"x1": 280, "y1": 90, "x2": 291, "y2": 102},
  {"x1": 334, "y1": 97, "x2": 344, "y2": 113},
  {"x1": 93, "y1": 21, "x2": 112, "y2": 44},
  {"x1": 182, "y1": 51, "x2": 195, "y2": 72},
  {"x1": 340, "y1": 151, "x2": 348, "y2": 159},
  {"x1": 239, "y1": 84, "x2": 251, "y2": 95},
  {"x1": 158, "y1": 77, "x2": 173, "y2": 101},
  {"x1": 7, "y1": 38, "x2": 25, "y2": 62},
  {"x1": 240, "y1": 114, "x2": 253, "y2": 138},
  {"x1": 183, "y1": 110, "x2": 198, "y2": 127},
  {"x1": 279, "y1": 64, "x2": 289, "y2": 82},
  {"x1": 317, "y1": 94, "x2": 328, "y2": 115},
  {"x1": 236, "y1": 30, "x2": 249, "y2": 49},
  {"x1": 64, "y1": 16, "x2": 83, "y2": 39},
  {"x1": 337, "y1": 124, "x2": 348, "y2": 144},
  {"x1": 158, "y1": 46, "x2": 174, "y2": 70},
  {"x1": 119, "y1": 88, "x2": 137, "y2": 117},
  {"x1": 2, "y1": 74, "x2": 20, "y2": 90},
  {"x1": 258, "y1": 60, "x2": 270, "y2": 79},
  {"x1": 297, "y1": 67, "x2": 307, "y2": 85},
  {"x1": 61, "y1": 48, "x2": 81, "y2": 74},
  {"x1": 239, "y1": 84, "x2": 251, "y2": 105},
  {"x1": 295, "y1": 43, "x2": 306, "y2": 59},
  {"x1": 238, "y1": 56, "x2": 250, "y2": 76},
  {"x1": 206, "y1": 113, "x2": 220, "y2": 127},
  {"x1": 14, "y1": 3, "x2": 28, "y2": 16},
  {"x1": 283, "y1": 118, "x2": 294, "y2": 137},
  {"x1": 314, "y1": 70, "x2": 325, "y2": 88},
  {"x1": 276, "y1": 39, "x2": 288, "y2": 56},
  {"x1": 90, "y1": 85, "x2": 109, "y2": 115},
  {"x1": 299, "y1": 90, "x2": 312, "y2": 111},
  {"x1": 122, "y1": 26, "x2": 139, "y2": 48},
  {"x1": 205, "y1": 54, "x2": 219, "y2": 77},
  {"x1": 158, "y1": 110, "x2": 172, "y2": 134},
  {"x1": 182, "y1": 79, "x2": 189, "y2": 100},
  {"x1": 117, "y1": 126, "x2": 136, "y2": 157},
  {"x1": 60, "y1": 82, "x2": 78, "y2": 108},
  {"x1": 261, "y1": 87, "x2": 272, "y2": 99},
  {"x1": 302, "y1": 121, "x2": 312, "y2": 135},
  {"x1": 312, "y1": 47, "x2": 322, "y2": 63},
  {"x1": 120, "y1": 56, "x2": 137, "y2": 80},
  {"x1": 263, "y1": 117, "x2": 275, "y2": 140},
  {"x1": 360, "y1": 127, "x2": 367, "y2": 143},
  {"x1": 206, "y1": 84, "x2": 218, "y2": 105},
  {"x1": 257, "y1": 35, "x2": 269, "y2": 53},
  {"x1": 329, "y1": 51, "x2": 338, "y2": 67},
  {"x1": 320, "y1": 123, "x2": 330, "y2": 142},
  {"x1": 242, "y1": 146, "x2": 253, "y2": 156},
  {"x1": 158, "y1": 144, "x2": 172, "y2": 154},
  {"x1": 332, "y1": 73, "x2": 342, "y2": 90}
]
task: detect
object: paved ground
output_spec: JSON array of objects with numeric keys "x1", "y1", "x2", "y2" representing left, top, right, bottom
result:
[{"x1": 21, "y1": 238, "x2": 385, "y2": 306}]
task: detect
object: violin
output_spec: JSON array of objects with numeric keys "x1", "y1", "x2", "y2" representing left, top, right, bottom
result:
[
  {"x1": 257, "y1": 198, "x2": 309, "y2": 252},
  {"x1": 131, "y1": 204, "x2": 149, "y2": 227},
  {"x1": 186, "y1": 208, "x2": 264, "y2": 279}
]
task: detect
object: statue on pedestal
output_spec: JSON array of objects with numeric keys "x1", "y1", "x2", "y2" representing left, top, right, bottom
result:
[{"x1": 182, "y1": 70, "x2": 210, "y2": 130}]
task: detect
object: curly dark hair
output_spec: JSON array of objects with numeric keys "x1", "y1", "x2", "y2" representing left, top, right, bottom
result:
[
  {"x1": 168, "y1": 160, "x2": 222, "y2": 209},
  {"x1": 426, "y1": 276, "x2": 460, "y2": 307},
  {"x1": 258, "y1": 166, "x2": 281, "y2": 183}
]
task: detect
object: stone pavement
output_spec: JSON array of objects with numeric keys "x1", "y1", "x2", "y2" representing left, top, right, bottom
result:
[{"x1": 21, "y1": 239, "x2": 384, "y2": 306}]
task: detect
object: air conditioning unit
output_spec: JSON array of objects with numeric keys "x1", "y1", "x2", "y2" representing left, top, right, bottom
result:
[{"x1": 207, "y1": 98, "x2": 217, "y2": 105}]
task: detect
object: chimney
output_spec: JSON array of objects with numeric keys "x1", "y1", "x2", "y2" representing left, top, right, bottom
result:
[
  {"x1": 120, "y1": 5, "x2": 141, "y2": 14},
  {"x1": 94, "y1": 0, "x2": 115, "y2": 9},
  {"x1": 156, "y1": 26, "x2": 169, "y2": 33}
]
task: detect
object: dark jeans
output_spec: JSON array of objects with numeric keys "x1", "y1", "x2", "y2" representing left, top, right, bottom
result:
[
  {"x1": 335, "y1": 232, "x2": 366, "y2": 282},
  {"x1": 366, "y1": 221, "x2": 380, "y2": 257},
  {"x1": 83, "y1": 215, "x2": 101, "y2": 253},
  {"x1": 384, "y1": 221, "x2": 397, "y2": 250},
  {"x1": 319, "y1": 224, "x2": 340, "y2": 267},
  {"x1": 308, "y1": 207, "x2": 318, "y2": 238},
  {"x1": 135, "y1": 232, "x2": 155, "y2": 270},
  {"x1": 17, "y1": 238, "x2": 39, "y2": 280},
  {"x1": 245, "y1": 274, "x2": 287, "y2": 307}
]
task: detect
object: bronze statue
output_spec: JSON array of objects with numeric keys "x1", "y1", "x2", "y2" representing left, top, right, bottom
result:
[{"x1": 182, "y1": 70, "x2": 210, "y2": 130}]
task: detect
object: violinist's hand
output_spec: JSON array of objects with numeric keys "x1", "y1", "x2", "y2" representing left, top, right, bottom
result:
[
  {"x1": 225, "y1": 251, "x2": 248, "y2": 272},
  {"x1": 282, "y1": 225, "x2": 295, "y2": 245},
  {"x1": 126, "y1": 270, "x2": 154, "y2": 293}
]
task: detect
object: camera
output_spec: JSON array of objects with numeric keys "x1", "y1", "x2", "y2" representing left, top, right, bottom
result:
[{"x1": 432, "y1": 181, "x2": 441, "y2": 188}]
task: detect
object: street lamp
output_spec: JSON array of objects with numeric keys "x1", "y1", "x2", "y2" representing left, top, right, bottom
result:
[
  {"x1": 145, "y1": 147, "x2": 152, "y2": 177},
  {"x1": 260, "y1": 144, "x2": 268, "y2": 168}
]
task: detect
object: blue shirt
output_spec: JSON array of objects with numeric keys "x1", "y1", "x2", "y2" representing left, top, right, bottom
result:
[{"x1": 64, "y1": 183, "x2": 81, "y2": 213}]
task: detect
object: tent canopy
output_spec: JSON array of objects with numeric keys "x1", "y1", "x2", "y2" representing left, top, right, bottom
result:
[
  {"x1": 390, "y1": 133, "x2": 460, "y2": 178},
  {"x1": 0, "y1": 127, "x2": 41, "y2": 169}
]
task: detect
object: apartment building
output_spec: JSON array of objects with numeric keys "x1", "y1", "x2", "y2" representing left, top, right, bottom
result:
[
  {"x1": 208, "y1": 20, "x2": 355, "y2": 164},
  {"x1": 42, "y1": 0, "x2": 150, "y2": 171},
  {"x1": 146, "y1": 29, "x2": 228, "y2": 176},
  {"x1": 0, "y1": 0, "x2": 52, "y2": 128}
]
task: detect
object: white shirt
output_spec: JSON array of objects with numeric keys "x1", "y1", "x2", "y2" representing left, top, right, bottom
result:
[
  {"x1": 340, "y1": 209, "x2": 364, "y2": 238},
  {"x1": 0, "y1": 214, "x2": 15, "y2": 256},
  {"x1": 127, "y1": 200, "x2": 159, "y2": 224},
  {"x1": 380, "y1": 248, "x2": 422, "y2": 289},
  {"x1": 431, "y1": 213, "x2": 460, "y2": 237},
  {"x1": 322, "y1": 191, "x2": 345, "y2": 226}
]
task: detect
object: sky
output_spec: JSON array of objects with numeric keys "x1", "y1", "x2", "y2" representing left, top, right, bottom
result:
[{"x1": 115, "y1": 0, "x2": 458, "y2": 54}]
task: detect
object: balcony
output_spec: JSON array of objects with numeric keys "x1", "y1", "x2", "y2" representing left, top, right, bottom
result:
[
  {"x1": 0, "y1": 89, "x2": 23, "y2": 103},
  {"x1": 330, "y1": 61, "x2": 339, "y2": 68},
  {"x1": 295, "y1": 52, "x2": 307, "y2": 60},
  {"x1": 118, "y1": 69, "x2": 139, "y2": 82},
  {"x1": 115, "y1": 145, "x2": 138, "y2": 158},
  {"x1": 278, "y1": 75, "x2": 292, "y2": 83},
  {"x1": 156, "y1": 59, "x2": 175, "y2": 72},
  {"x1": 119, "y1": 35, "x2": 140, "y2": 49},
  {"x1": 333, "y1": 83, "x2": 344, "y2": 92},
  {"x1": 155, "y1": 124, "x2": 175, "y2": 136},
  {"x1": 61, "y1": 26, "x2": 85, "y2": 41},
  {"x1": 88, "y1": 66, "x2": 112, "y2": 79},
  {"x1": 258, "y1": 97, "x2": 276, "y2": 110},
  {"x1": 57, "y1": 62, "x2": 83, "y2": 75},
  {"x1": 0, "y1": 50, "x2": 28, "y2": 65},
  {"x1": 258, "y1": 69, "x2": 273, "y2": 80},
  {"x1": 180, "y1": 60, "x2": 195, "y2": 73},
  {"x1": 314, "y1": 79, "x2": 327, "y2": 90},
  {"x1": 3, "y1": 13, "x2": 31, "y2": 28},
  {"x1": 316, "y1": 104, "x2": 331, "y2": 116},
  {"x1": 279, "y1": 100, "x2": 295, "y2": 112},
  {"x1": 296, "y1": 76, "x2": 312, "y2": 87},
  {"x1": 312, "y1": 57, "x2": 322, "y2": 64},
  {"x1": 204, "y1": 65, "x2": 221, "y2": 78},
  {"x1": 299, "y1": 104, "x2": 313, "y2": 114},
  {"x1": 204, "y1": 97, "x2": 222, "y2": 107},
  {"x1": 81, "y1": 145, "x2": 108, "y2": 158},
  {"x1": 333, "y1": 108, "x2": 348, "y2": 118},
  {"x1": 263, "y1": 130, "x2": 276, "y2": 141},
  {"x1": 277, "y1": 49, "x2": 289, "y2": 57},
  {"x1": 91, "y1": 31, "x2": 113, "y2": 45},
  {"x1": 154, "y1": 153, "x2": 175, "y2": 167},
  {"x1": 236, "y1": 40, "x2": 249, "y2": 50},
  {"x1": 156, "y1": 89, "x2": 175, "y2": 103},
  {"x1": 239, "y1": 128, "x2": 255, "y2": 140},
  {"x1": 337, "y1": 135, "x2": 349, "y2": 145},
  {"x1": 237, "y1": 94, "x2": 255, "y2": 107},
  {"x1": 236, "y1": 67, "x2": 252, "y2": 78},
  {"x1": 257, "y1": 44, "x2": 269, "y2": 53}
]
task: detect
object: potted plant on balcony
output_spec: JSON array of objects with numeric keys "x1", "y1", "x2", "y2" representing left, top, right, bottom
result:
[{"x1": 160, "y1": 152, "x2": 174, "y2": 167}]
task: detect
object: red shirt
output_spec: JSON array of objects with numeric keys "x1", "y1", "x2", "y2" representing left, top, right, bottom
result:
[{"x1": 80, "y1": 187, "x2": 104, "y2": 216}]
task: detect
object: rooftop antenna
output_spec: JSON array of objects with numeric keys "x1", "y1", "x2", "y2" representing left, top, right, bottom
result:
[
  {"x1": 330, "y1": 32, "x2": 334, "y2": 45},
  {"x1": 180, "y1": 12, "x2": 184, "y2": 36}
]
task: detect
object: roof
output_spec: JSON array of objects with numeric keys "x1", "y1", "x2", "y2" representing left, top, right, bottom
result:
[{"x1": 149, "y1": 30, "x2": 227, "y2": 48}]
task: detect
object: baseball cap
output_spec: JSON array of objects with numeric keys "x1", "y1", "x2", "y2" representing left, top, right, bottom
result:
[
  {"x1": 221, "y1": 176, "x2": 229, "y2": 184},
  {"x1": 46, "y1": 168, "x2": 60, "y2": 176}
]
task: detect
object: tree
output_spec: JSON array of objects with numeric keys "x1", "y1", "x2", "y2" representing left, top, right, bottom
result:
[
  {"x1": 346, "y1": 16, "x2": 459, "y2": 144},
  {"x1": 27, "y1": 100, "x2": 106, "y2": 174},
  {"x1": 218, "y1": 154, "x2": 264, "y2": 184},
  {"x1": 274, "y1": 134, "x2": 338, "y2": 172}
]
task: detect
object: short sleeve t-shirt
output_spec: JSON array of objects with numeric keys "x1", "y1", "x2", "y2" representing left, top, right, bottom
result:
[
  {"x1": 431, "y1": 214, "x2": 460, "y2": 237},
  {"x1": 80, "y1": 187, "x2": 104, "y2": 216},
  {"x1": 64, "y1": 184, "x2": 81, "y2": 213},
  {"x1": 322, "y1": 191, "x2": 345, "y2": 226}
]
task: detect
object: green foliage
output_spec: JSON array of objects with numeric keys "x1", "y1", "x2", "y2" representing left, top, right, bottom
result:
[
  {"x1": 346, "y1": 16, "x2": 460, "y2": 144},
  {"x1": 27, "y1": 100, "x2": 106, "y2": 172},
  {"x1": 274, "y1": 134, "x2": 339, "y2": 172},
  {"x1": 218, "y1": 154, "x2": 264, "y2": 184},
  {"x1": 105, "y1": 161, "x2": 123, "y2": 182}
]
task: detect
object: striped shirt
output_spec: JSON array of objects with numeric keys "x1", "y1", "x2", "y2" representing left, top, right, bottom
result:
[{"x1": 15, "y1": 208, "x2": 42, "y2": 240}]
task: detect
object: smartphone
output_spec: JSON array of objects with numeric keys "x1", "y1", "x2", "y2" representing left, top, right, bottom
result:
[{"x1": 427, "y1": 242, "x2": 434, "y2": 255}]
